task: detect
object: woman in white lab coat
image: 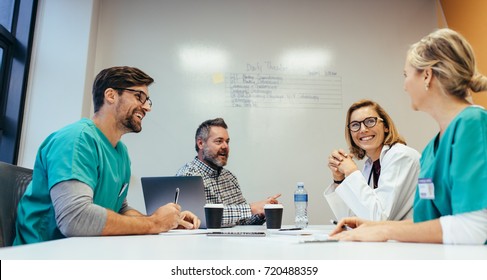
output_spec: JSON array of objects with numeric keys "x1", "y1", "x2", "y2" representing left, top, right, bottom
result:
[{"x1": 324, "y1": 99, "x2": 420, "y2": 221}]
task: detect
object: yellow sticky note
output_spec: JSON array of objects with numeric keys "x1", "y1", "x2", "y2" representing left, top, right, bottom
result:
[{"x1": 212, "y1": 73, "x2": 224, "y2": 84}]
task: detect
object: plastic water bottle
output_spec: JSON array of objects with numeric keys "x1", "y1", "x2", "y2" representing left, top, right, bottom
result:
[{"x1": 294, "y1": 182, "x2": 308, "y2": 228}]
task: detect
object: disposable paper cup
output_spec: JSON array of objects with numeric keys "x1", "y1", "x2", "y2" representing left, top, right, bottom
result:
[
  {"x1": 204, "y1": 203, "x2": 224, "y2": 230},
  {"x1": 264, "y1": 204, "x2": 283, "y2": 230}
]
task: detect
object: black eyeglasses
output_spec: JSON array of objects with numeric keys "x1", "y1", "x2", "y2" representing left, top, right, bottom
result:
[
  {"x1": 348, "y1": 116, "x2": 383, "y2": 132},
  {"x1": 114, "y1": 88, "x2": 152, "y2": 107}
]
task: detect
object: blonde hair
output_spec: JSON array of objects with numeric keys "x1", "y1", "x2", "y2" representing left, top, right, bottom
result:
[
  {"x1": 345, "y1": 100, "x2": 406, "y2": 160},
  {"x1": 407, "y1": 28, "x2": 487, "y2": 99}
]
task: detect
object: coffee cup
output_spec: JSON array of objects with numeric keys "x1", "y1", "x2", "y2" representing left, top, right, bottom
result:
[
  {"x1": 264, "y1": 204, "x2": 283, "y2": 230},
  {"x1": 204, "y1": 203, "x2": 224, "y2": 230}
]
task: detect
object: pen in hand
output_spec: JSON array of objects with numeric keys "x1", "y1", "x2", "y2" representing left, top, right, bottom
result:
[
  {"x1": 330, "y1": 219, "x2": 352, "y2": 230},
  {"x1": 174, "y1": 187, "x2": 180, "y2": 204}
]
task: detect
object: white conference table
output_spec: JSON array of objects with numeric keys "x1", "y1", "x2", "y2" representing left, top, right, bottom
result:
[{"x1": 1, "y1": 225, "x2": 486, "y2": 260}]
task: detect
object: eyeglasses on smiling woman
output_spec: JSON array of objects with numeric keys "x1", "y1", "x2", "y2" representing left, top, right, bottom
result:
[
  {"x1": 348, "y1": 116, "x2": 383, "y2": 132},
  {"x1": 113, "y1": 87, "x2": 152, "y2": 107}
]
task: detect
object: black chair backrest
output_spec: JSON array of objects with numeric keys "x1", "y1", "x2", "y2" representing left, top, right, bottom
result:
[{"x1": 0, "y1": 161, "x2": 33, "y2": 247}]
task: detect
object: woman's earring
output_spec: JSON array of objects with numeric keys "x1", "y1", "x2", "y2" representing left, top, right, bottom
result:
[{"x1": 425, "y1": 83, "x2": 429, "y2": 91}]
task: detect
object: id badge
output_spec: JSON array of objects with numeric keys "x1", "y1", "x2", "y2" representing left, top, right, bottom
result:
[{"x1": 418, "y1": 178, "x2": 435, "y2": 199}]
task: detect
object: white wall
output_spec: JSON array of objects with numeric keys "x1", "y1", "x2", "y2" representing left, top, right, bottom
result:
[{"x1": 21, "y1": 0, "x2": 438, "y2": 225}]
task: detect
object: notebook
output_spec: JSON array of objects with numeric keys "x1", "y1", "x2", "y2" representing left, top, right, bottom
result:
[{"x1": 141, "y1": 176, "x2": 207, "y2": 229}]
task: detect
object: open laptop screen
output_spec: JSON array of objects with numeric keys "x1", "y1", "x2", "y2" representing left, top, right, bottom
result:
[{"x1": 141, "y1": 176, "x2": 207, "y2": 229}]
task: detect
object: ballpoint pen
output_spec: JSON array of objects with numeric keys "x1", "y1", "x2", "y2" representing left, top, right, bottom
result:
[
  {"x1": 174, "y1": 187, "x2": 180, "y2": 204},
  {"x1": 278, "y1": 227, "x2": 302, "y2": 231},
  {"x1": 118, "y1": 183, "x2": 128, "y2": 197},
  {"x1": 330, "y1": 219, "x2": 352, "y2": 230}
]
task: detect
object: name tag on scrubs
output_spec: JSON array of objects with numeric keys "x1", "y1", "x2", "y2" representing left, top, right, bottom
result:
[{"x1": 418, "y1": 178, "x2": 435, "y2": 199}]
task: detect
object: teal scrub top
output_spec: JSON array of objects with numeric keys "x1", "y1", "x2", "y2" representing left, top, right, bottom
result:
[
  {"x1": 413, "y1": 106, "x2": 487, "y2": 222},
  {"x1": 13, "y1": 118, "x2": 131, "y2": 245}
]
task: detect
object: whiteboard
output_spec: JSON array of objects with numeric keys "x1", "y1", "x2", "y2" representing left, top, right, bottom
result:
[{"x1": 94, "y1": 0, "x2": 438, "y2": 224}]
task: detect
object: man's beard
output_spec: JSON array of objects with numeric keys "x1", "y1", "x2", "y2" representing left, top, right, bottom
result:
[
  {"x1": 121, "y1": 109, "x2": 142, "y2": 133},
  {"x1": 202, "y1": 145, "x2": 227, "y2": 168}
]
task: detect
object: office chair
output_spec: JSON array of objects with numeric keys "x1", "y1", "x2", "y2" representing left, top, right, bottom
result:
[{"x1": 0, "y1": 161, "x2": 33, "y2": 247}]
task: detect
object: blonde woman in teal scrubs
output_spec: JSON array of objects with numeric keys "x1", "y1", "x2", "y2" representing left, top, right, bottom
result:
[{"x1": 330, "y1": 28, "x2": 487, "y2": 245}]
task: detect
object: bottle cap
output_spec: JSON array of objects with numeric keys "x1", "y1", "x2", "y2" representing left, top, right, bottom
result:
[{"x1": 297, "y1": 182, "x2": 304, "y2": 187}]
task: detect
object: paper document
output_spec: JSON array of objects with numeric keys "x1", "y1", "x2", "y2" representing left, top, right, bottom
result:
[
  {"x1": 270, "y1": 228, "x2": 327, "y2": 236},
  {"x1": 298, "y1": 234, "x2": 336, "y2": 243}
]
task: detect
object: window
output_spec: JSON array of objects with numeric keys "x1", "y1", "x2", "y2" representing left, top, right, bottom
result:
[
  {"x1": 1, "y1": 43, "x2": 6, "y2": 130},
  {"x1": 0, "y1": 0, "x2": 15, "y2": 30},
  {"x1": 0, "y1": 0, "x2": 37, "y2": 164}
]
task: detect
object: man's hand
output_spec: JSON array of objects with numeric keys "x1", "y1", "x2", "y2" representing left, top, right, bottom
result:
[
  {"x1": 177, "y1": 210, "x2": 201, "y2": 229},
  {"x1": 250, "y1": 194, "x2": 282, "y2": 216},
  {"x1": 150, "y1": 203, "x2": 182, "y2": 233}
]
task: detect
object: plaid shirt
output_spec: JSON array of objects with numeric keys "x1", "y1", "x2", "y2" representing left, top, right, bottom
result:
[{"x1": 176, "y1": 157, "x2": 265, "y2": 226}]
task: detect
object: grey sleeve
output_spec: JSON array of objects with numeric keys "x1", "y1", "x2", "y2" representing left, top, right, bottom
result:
[
  {"x1": 50, "y1": 180, "x2": 107, "y2": 237},
  {"x1": 119, "y1": 198, "x2": 136, "y2": 214}
]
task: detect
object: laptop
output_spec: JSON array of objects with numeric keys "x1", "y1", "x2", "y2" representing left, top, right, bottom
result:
[{"x1": 141, "y1": 176, "x2": 207, "y2": 229}]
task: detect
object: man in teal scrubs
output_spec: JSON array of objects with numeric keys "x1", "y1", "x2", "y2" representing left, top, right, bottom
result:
[{"x1": 14, "y1": 66, "x2": 200, "y2": 245}]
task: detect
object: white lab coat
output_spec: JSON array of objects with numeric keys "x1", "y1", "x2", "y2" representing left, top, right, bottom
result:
[{"x1": 324, "y1": 143, "x2": 420, "y2": 221}]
